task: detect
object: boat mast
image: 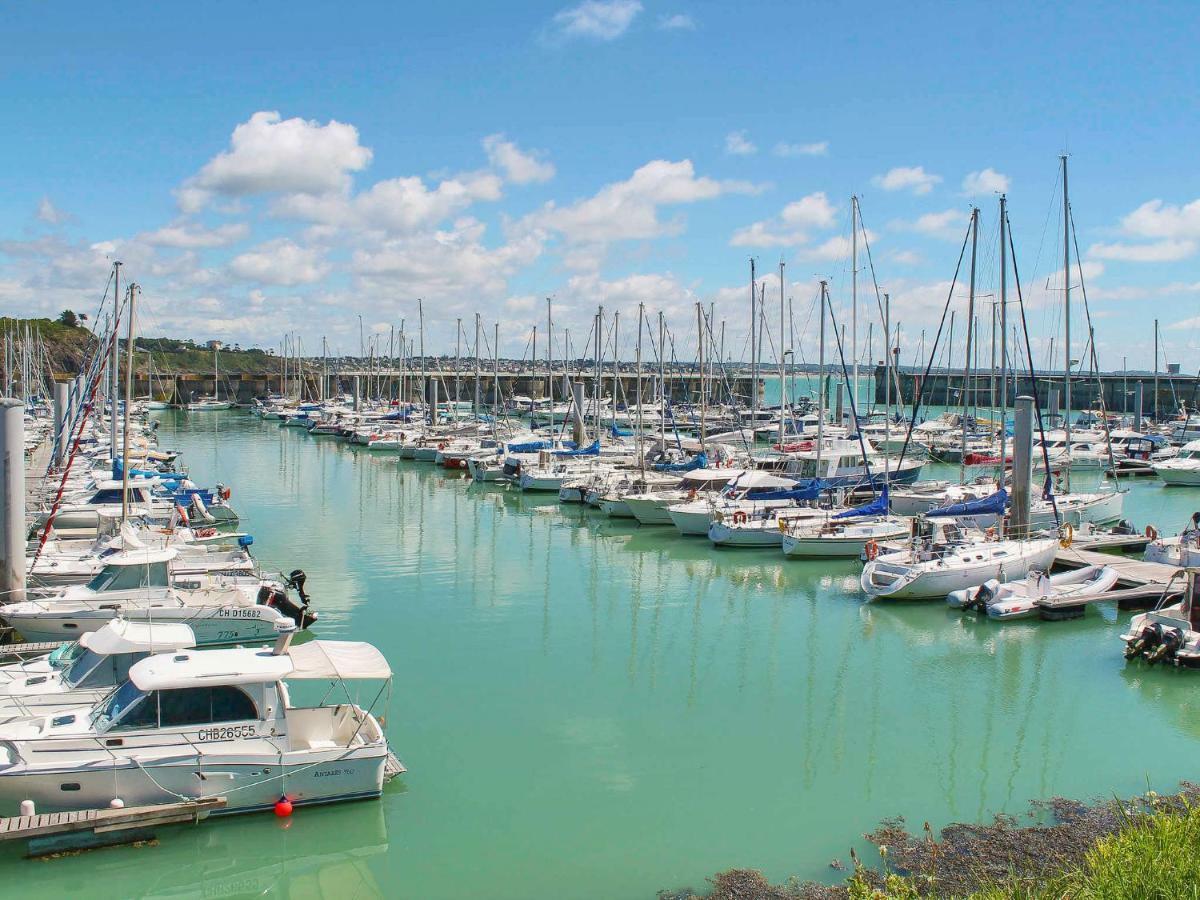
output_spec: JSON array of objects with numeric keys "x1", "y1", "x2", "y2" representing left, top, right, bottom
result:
[
  {"x1": 696, "y1": 301, "x2": 706, "y2": 452},
  {"x1": 778, "y1": 259, "x2": 786, "y2": 448},
  {"x1": 1153, "y1": 319, "x2": 1160, "y2": 423},
  {"x1": 1062, "y1": 154, "x2": 1072, "y2": 492},
  {"x1": 546, "y1": 298, "x2": 553, "y2": 415},
  {"x1": 999, "y1": 194, "x2": 1008, "y2": 471},
  {"x1": 636, "y1": 303, "x2": 645, "y2": 472},
  {"x1": 120, "y1": 284, "x2": 137, "y2": 524},
  {"x1": 418, "y1": 299, "x2": 425, "y2": 423},
  {"x1": 749, "y1": 259, "x2": 757, "y2": 423},
  {"x1": 851, "y1": 195, "x2": 859, "y2": 428},
  {"x1": 594, "y1": 308, "x2": 602, "y2": 438},
  {"x1": 492, "y1": 322, "x2": 500, "y2": 419},
  {"x1": 883, "y1": 291, "x2": 891, "y2": 477},
  {"x1": 817, "y1": 281, "x2": 827, "y2": 470},
  {"x1": 109, "y1": 262, "x2": 120, "y2": 462},
  {"x1": 960, "y1": 207, "x2": 979, "y2": 484},
  {"x1": 658, "y1": 311, "x2": 666, "y2": 449},
  {"x1": 474, "y1": 313, "x2": 481, "y2": 419}
]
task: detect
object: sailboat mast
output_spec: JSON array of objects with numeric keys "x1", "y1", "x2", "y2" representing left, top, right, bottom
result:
[
  {"x1": 546, "y1": 298, "x2": 553, "y2": 413},
  {"x1": 658, "y1": 311, "x2": 666, "y2": 448},
  {"x1": 120, "y1": 284, "x2": 137, "y2": 524},
  {"x1": 1062, "y1": 155, "x2": 1072, "y2": 481},
  {"x1": 109, "y1": 262, "x2": 120, "y2": 462},
  {"x1": 474, "y1": 314, "x2": 481, "y2": 419},
  {"x1": 636, "y1": 303, "x2": 645, "y2": 471},
  {"x1": 749, "y1": 259, "x2": 757, "y2": 422},
  {"x1": 960, "y1": 207, "x2": 979, "y2": 484},
  {"x1": 851, "y1": 195, "x2": 859, "y2": 427},
  {"x1": 696, "y1": 301, "x2": 706, "y2": 451},
  {"x1": 817, "y1": 281, "x2": 827, "y2": 469},
  {"x1": 778, "y1": 260, "x2": 786, "y2": 448},
  {"x1": 611, "y1": 311, "x2": 619, "y2": 434},
  {"x1": 999, "y1": 194, "x2": 1008, "y2": 469},
  {"x1": 418, "y1": 299, "x2": 425, "y2": 421}
]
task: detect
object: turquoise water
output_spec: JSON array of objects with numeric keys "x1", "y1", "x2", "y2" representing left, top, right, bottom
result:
[{"x1": 5, "y1": 408, "x2": 1200, "y2": 899}]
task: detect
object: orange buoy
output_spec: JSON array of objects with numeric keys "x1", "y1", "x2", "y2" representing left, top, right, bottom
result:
[{"x1": 274, "y1": 797, "x2": 294, "y2": 817}]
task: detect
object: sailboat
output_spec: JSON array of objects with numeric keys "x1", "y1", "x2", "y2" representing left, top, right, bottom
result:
[{"x1": 187, "y1": 342, "x2": 235, "y2": 410}]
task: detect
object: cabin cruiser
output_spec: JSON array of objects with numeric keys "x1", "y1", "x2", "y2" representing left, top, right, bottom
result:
[
  {"x1": 1144, "y1": 514, "x2": 1200, "y2": 568},
  {"x1": 860, "y1": 519, "x2": 1060, "y2": 600},
  {"x1": 755, "y1": 438, "x2": 925, "y2": 488},
  {"x1": 1122, "y1": 569, "x2": 1200, "y2": 666},
  {"x1": 0, "y1": 637, "x2": 401, "y2": 815},
  {"x1": 1154, "y1": 440, "x2": 1200, "y2": 486},
  {"x1": 0, "y1": 547, "x2": 312, "y2": 645},
  {"x1": 0, "y1": 619, "x2": 198, "y2": 724}
]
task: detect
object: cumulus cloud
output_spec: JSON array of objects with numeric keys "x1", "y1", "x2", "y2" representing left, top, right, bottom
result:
[
  {"x1": 140, "y1": 222, "x2": 250, "y2": 249},
  {"x1": 1088, "y1": 239, "x2": 1196, "y2": 262},
  {"x1": 548, "y1": 0, "x2": 642, "y2": 41},
  {"x1": 893, "y1": 208, "x2": 967, "y2": 241},
  {"x1": 724, "y1": 130, "x2": 757, "y2": 156},
  {"x1": 523, "y1": 158, "x2": 760, "y2": 250},
  {"x1": 483, "y1": 134, "x2": 555, "y2": 184},
  {"x1": 1120, "y1": 198, "x2": 1200, "y2": 239},
  {"x1": 961, "y1": 168, "x2": 1010, "y2": 195},
  {"x1": 657, "y1": 13, "x2": 695, "y2": 30},
  {"x1": 730, "y1": 192, "x2": 837, "y2": 247},
  {"x1": 177, "y1": 111, "x2": 372, "y2": 212},
  {"x1": 872, "y1": 166, "x2": 941, "y2": 195},
  {"x1": 229, "y1": 239, "x2": 330, "y2": 286},
  {"x1": 773, "y1": 141, "x2": 828, "y2": 158}
]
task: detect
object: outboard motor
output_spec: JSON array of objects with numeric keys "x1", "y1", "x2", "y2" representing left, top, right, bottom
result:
[
  {"x1": 1145, "y1": 624, "x2": 1184, "y2": 665},
  {"x1": 256, "y1": 570, "x2": 316, "y2": 630}
]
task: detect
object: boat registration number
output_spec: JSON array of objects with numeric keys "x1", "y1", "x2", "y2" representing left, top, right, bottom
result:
[
  {"x1": 198, "y1": 725, "x2": 257, "y2": 741},
  {"x1": 215, "y1": 608, "x2": 263, "y2": 619}
]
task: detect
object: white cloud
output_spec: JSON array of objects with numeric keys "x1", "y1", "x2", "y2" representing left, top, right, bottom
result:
[
  {"x1": 140, "y1": 222, "x2": 250, "y2": 249},
  {"x1": 730, "y1": 192, "x2": 837, "y2": 247},
  {"x1": 657, "y1": 13, "x2": 695, "y2": 30},
  {"x1": 773, "y1": 141, "x2": 828, "y2": 158},
  {"x1": 891, "y1": 250, "x2": 921, "y2": 265},
  {"x1": 549, "y1": 0, "x2": 642, "y2": 41},
  {"x1": 1168, "y1": 315, "x2": 1200, "y2": 331},
  {"x1": 961, "y1": 168, "x2": 1010, "y2": 195},
  {"x1": 1088, "y1": 239, "x2": 1197, "y2": 262},
  {"x1": 524, "y1": 158, "x2": 760, "y2": 248},
  {"x1": 800, "y1": 231, "x2": 876, "y2": 262},
  {"x1": 483, "y1": 134, "x2": 556, "y2": 184},
  {"x1": 725, "y1": 130, "x2": 757, "y2": 156},
  {"x1": 36, "y1": 197, "x2": 71, "y2": 224},
  {"x1": 872, "y1": 166, "x2": 941, "y2": 195},
  {"x1": 229, "y1": 239, "x2": 330, "y2": 286},
  {"x1": 1120, "y1": 198, "x2": 1200, "y2": 239},
  {"x1": 893, "y1": 208, "x2": 967, "y2": 241},
  {"x1": 178, "y1": 111, "x2": 372, "y2": 211}
]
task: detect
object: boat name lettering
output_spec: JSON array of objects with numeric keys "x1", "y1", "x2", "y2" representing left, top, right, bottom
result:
[
  {"x1": 198, "y1": 725, "x2": 257, "y2": 741},
  {"x1": 314, "y1": 768, "x2": 349, "y2": 778}
]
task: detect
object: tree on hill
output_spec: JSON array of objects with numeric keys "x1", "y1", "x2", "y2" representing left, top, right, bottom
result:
[{"x1": 57, "y1": 309, "x2": 78, "y2": 328}]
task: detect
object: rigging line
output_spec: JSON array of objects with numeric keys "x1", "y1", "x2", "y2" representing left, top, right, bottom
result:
[
  {"x1": 894, "y1": 223, "x2": 972, "y2": 469},
  {"x1": 825, "y1": 300, "x2": 877, "y2": 495},
  {"x1": 1007, "y1": 209, "x2": 1061, "y2": 527}
]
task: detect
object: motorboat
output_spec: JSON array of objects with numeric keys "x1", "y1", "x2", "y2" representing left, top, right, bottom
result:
[
  {"x1": 0, "y1": 636, "x2": 402, "y2": 815},
  {"x1": 947, "y1": 564, "x2": 1119, "y2": 620},
  {"x1": 0, "y1": 619, "x2": 197, "y2": 724},
  {"x1": 1122, "y1": 569, "x2": 1200, "y2": 666},
  {"x1": 622, "y1": 468, "x2": 744, "y2": 525},
  {"x1": 1144, "y1": 515, "x2": 1200, "y2": 568},
  {"x1": 666, "y1": 472, "x2": 801, "y2": 536},
  {"x1": 1154, "y1": 440, "x2": 1200, "y2": 486},
  {"x1": 0, "y1": 546, "x2": 313, "y2": 645}
]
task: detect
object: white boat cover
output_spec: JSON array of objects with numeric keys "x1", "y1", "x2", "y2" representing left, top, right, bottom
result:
[
  {"x1": 80, "y1": 619, "x2": 195, "y2": 654},
  {"x1": 287, "y1": 640, "x2": 392, "y2": 680},
  {"x1": 681, "y1": 468, "x2": 744, "y2": 482}
]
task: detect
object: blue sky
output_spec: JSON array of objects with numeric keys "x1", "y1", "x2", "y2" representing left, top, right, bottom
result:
[{"x1": 2, "y1": 0, "x2": 1198, "y2": 369}]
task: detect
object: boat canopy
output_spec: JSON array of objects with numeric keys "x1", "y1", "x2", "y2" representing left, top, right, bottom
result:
[
  {"x1": 833, "y1": 485, "x2": 890, "y2": 519},
  {"x1": 731, "y1": 471, "x2": 795, "y2": 490},
  {"x1": 681, "y1": 468, "x2": 744, "y2": 483},
  {"x1": 92, "y1": 478, "x2": 158, "y2": 491},
  {"x1": 131, "y1": 648, "x2": 293, "y2": 690},
  {"x1": 80, "y1": 619, "x2": 195, "y2": 655},
  {"x1": 553, "y1": 439, "x2": 600, "y2": 457},
  {"x1": 747, "y1": 484, "x2": 822, "y2": 501},
  {"x1": 654, "y1": 452, "x2": 707, "y2": 472},
  {"x1": 924, "y1": 488, "x2": 1008, "y2": 519},
  {"x1": 286, "y1": 640, "x2": 392, "y2": 680}
]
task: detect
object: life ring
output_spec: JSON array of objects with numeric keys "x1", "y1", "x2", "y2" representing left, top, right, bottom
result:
[
  {"x1": 732, "y1": 510, "x2": 748, "y2": 525},
  {"x1": 220, "y1": 486, "x2": 232, "y2": 501},
  {"x1": 1145, "y1": 524, "x2": 1159, "y2": 541},
  {"x1": 865, "y1": 539, "x2": 879, "y2": 561},
  {"x1": 1060, "y1": 522, "x2": 1074, "y2": 549}
]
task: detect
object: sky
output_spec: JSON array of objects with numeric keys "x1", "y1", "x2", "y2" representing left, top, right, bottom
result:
[{"x1": 2, "y1": 0, "x2": 1199, "y2": 370}]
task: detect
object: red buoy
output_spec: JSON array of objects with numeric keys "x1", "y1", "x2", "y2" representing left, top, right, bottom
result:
[{"x1": 274, "y1": 797, "x2": 293, "y2": 817}]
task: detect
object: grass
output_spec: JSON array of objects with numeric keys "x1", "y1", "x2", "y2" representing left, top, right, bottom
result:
[{"x1": 666, "y1": 788, "x2": 1200, "y2": 900}]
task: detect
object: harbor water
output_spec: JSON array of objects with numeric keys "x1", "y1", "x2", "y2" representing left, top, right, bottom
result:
[{"x1": 5, "y1": 406, "x2": 1200, "y2": 899}]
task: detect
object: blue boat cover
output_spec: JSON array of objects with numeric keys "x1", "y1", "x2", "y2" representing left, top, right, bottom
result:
[
  {"x1": 653, "y1": 452, "x2": 707, "y2": 472},
  {"x1": 925, "y1": 488, "x2": 1008, "y2": 518},
  {"x1": 507, "y1": 439, "x2": 577, "y2": 454},
  {"x1": 833, "y1": 485, "x2": 889, "y2": 519},
  {"x1": 553, "y1": 439, "x2": 600, "y2": 457},
  {"x1": 610, "y1": 424, "x2": 634, "y2": 437},
  {"x1": 746, "y1": 483, "x2": 822, "y2": 501}
]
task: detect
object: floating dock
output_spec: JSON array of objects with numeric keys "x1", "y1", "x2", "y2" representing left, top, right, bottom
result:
[
  {"x1": 0, "y1": 797, "x2": 226, "y2": 857},
  {"x1": 1042, "y1": 548, "x2": 1183, "y2": 619}
]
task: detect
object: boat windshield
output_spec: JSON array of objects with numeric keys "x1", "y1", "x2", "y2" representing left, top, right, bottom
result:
[
  {"x1": 91, "y1": 679, "x2": 147, "y2": 730},
  {"x1": 48, "y1": 641, "x2": 85, "y2": 669},
  {"x1": 85, "y1": 561, "x2": 168, "y2": 593},
  {"x1": 62, "y1": 648, "x2": 103, "y2": 688}
]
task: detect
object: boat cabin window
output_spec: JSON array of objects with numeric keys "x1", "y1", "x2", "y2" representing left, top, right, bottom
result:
[
  {"x1": 63, "y1": 648, "x2": 111, "y2": 688},
  {"x1": 89, "y1": 488, "x2": 140, "y2": 505},
  {"x1": 86, "y1": 561, "x2": 170, "y2": 592},
  {"x1": 94, "y1": 681, "x2": 158, "y2": 732},
  {"x1": 49, "y1": 641, "x2": 86, "y2": 669},
  {"x1": 158, "y1": 686, "x2": 258, "y2": 727}
]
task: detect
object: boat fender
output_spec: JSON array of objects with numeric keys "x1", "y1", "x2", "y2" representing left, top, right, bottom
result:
[
  {"x1": 864, "y1": 539, "x2": 879, "y2": 561},
  {"x1": 274, "y1": 797, "x2": 293, "y2": 817},
  {"x1": 1145, "y1": 524, "x2": 1159, "y2": 541}
]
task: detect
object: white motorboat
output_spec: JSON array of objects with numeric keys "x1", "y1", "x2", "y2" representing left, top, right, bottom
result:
[
  {"x1": 667, "y1": 472, "x2": 800, "y2": 535},
  {"x1": 1144, "y1": 518, "x2": 1200, "y2": 568},
  {"x1": 0, "y1": 637, "x2": 402, "y2": 816},
  {"x1": 947, "y1": 565, "x2": 1119, "y2": 620},
  {"x1": 0, "y1": 547, "x2": 312, "y2": 645},
  {"x1": 1122, "y1": 569, "x2": 1200, "y2": 666},
  {"x1": 1154, "y1": 440, "x2": 1200, "y2": 486},
  {"x1": 622, "y1": 468, "x2": 745, "y2": 525},
  {"x1": 861, "y1": 521, "x2": 1060, "y2": 600},
  {"x1": 0, "y1": 619, "x2": 197, "y2": 724}
]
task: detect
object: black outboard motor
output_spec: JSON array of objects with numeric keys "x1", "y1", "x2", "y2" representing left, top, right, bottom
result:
[
  {"x1": 256, "y1": 570, "x2": 316, "y2": 630},
  {"x1": 1146, "y1": 624, "x2": 1184, "y2": 666}
]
